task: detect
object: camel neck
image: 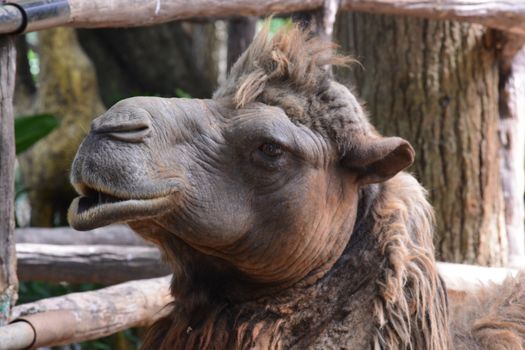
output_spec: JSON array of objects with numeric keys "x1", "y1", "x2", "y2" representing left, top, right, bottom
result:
[{"x1": 138, "y1": 184, "x2": 387, "y2": 349}]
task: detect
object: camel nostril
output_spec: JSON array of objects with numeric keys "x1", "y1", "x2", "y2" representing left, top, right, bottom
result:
[
  {"x1": 92, "y1": 112, "x2": 152, "y2": 143},
  {"x1": 96, "y1": 123, "x2": 151, "y2": 143},
  {"x1": 110, "y1": 126, "x2": 151, "y2": 142}
]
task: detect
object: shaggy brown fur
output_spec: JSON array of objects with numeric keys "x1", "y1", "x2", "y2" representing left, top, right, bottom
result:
[
  {"x1": 140, "y1": 173, "x2": 450, "y2": 349},
  {"x1": 450, "y1": 274, "x2": 525, "y2": 349}
]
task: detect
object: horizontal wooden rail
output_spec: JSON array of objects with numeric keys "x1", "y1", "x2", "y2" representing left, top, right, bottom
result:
[
  {"x1": 341, "y1": 1, "x2": 525, "y2": 36},
  {"x1": 1, "y1": 0, "x2": 525, "y2": 35},
  {"x1": 436, "y1": 262, "x2": 519, "y2": 292},
  {"x1": 17, "y1": 244, "x2": 170, "y2": 284},
  {"x1": 0, "y1": 275, "x2": 172, "y2": 350},
  {"x1": 0, "y1": 262, "x2": 519, "y2": 349},
  {"x1": 15, "y1": 225, "x2": 149, "y2": 246},
  {"x1": 15, "y1": 240, "x2": 519, "y2": 287}
]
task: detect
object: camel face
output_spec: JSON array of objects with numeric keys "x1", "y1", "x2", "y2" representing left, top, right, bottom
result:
[
  {"x1": 69, "y1": 27, "x2": 414, "y2": 287},
  {"x1": 68, "y1": 95, "x2": 366, "y2": 285}
]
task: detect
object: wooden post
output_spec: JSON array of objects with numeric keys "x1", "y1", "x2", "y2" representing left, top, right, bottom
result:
[
  {"x1": 0, "y1": 29, "x2": 17, "y2": 326},
  {"x1": 497, "y1": 33, "x2": 525, "y2": 267}
]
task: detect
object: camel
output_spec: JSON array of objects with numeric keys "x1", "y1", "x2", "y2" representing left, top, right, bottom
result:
[{"x1": 68, "y1": 25, "x2": 525, "y2": 349}]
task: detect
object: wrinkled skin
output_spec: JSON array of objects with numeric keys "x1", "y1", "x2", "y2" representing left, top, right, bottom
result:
[{"x1": 69, "y1": 94, "x2": 412, "y2": 288}]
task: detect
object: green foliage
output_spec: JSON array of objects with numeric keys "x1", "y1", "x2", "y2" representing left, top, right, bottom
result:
[
  {"x1": 256, "y1": 17, "x2": 292, "y2": 38},
  {"x1": 175, "y1": 88, "x2": 191, "y2": 98},
  {"x1": 15, "y1": 114, "x2": 59, "y2": 154},
  {"x1": 27, "y1": 47, "x2": 40, "y2": 81},
  {"x1": 25, "y1": 33, "x2": 40, "y2": 82},
  {"x1": 268, "y1": 18, "x2": 292, "y2": 35}
]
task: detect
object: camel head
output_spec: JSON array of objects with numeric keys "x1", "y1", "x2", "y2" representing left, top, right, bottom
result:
[{"x1": 68, "y1": 26, "x2": 414, "y2": 290}]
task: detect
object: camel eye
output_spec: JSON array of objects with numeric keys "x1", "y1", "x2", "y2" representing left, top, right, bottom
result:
[{"x1": 259, "y1": 143, "x2": 284, "y2": 158}]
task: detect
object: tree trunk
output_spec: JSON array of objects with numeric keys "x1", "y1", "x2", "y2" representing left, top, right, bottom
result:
[
  {"x1": 227, "y1": 17, "x2": 257, "y2": 72},
  {"x1": 0, "y1": 33, "x2": 18, "y2": 326},
  {"x1": 335, "y1": 13, "x2": 506, "y2": 266},
  {"x1": 77, "y1": 21, "x2": 219, "y2": 105}
]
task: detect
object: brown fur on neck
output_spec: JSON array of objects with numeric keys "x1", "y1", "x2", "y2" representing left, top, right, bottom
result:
[{"x1": 138, "y1": 173, "x2": 450, "y2": 349}]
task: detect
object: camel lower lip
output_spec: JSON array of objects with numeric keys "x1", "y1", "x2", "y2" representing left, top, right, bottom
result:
[{"x1": 68, "y1": 194, "x2": 173, "y2": 231}]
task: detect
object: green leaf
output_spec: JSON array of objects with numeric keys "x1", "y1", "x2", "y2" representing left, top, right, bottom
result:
[
  {"x1": 175, "y1": 88, "x2": 191, "y2": 98},
  {"x1": 268, "y1": 18, "x2": 292, "y2": 35},
  {"x1": 15, "y1": 114, "x2": 59, "y2": 155}
]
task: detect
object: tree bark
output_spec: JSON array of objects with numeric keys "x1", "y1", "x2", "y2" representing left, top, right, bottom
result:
[
  {"x1": 0, "y1": 33, "x2": 18, "y2": 326},
  {"x1": 78, "y1": 21, "x2": 219, "y2": 105},
  {"x1": 335, "y1": 14, "x2": 506, "y2": 266}
]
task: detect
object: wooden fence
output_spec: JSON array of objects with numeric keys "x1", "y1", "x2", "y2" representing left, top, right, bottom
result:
[{"x1": 1, "y1": 0, "x2": 525, "y2": 348}]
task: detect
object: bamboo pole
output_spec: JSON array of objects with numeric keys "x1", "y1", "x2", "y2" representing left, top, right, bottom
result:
[
  {"x1": 16, "y1": 244, "x2": 169, "y2": 284},
  {"x1": 0, "y1": 30, "x2": 17, "y2": 326},
  {"x1": 0, "y1": 1, "x2": 524, "y2": 35}
]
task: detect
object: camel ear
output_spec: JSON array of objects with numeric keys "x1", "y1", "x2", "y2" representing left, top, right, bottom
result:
[{"x1": 342, "y1": 136, "x2": 415, "y2": 185}]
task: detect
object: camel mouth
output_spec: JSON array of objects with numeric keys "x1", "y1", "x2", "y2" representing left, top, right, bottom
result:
[{"x1": 68, "y1": 185, "x2": 174, "y2": 231}]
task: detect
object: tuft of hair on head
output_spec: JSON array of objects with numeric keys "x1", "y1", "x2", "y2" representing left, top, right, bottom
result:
[{"x1": 214, "y1": 19, "x2": 356, "y2": 109}]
